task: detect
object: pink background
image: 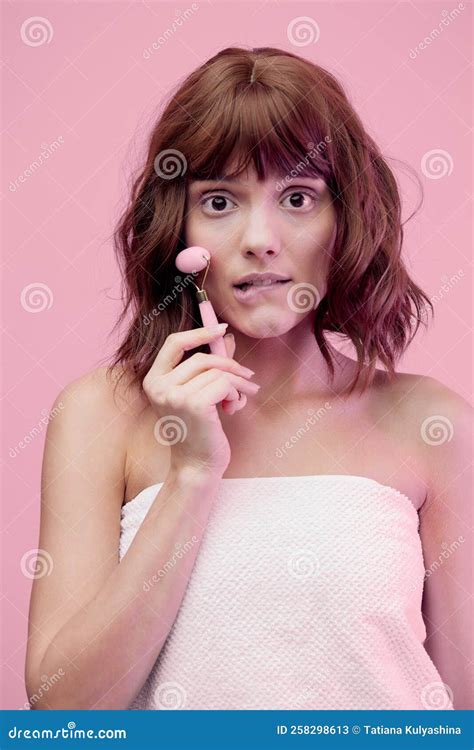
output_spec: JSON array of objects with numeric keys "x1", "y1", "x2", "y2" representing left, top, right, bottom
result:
[{"x1": 1, "y1": 0, "x2": 472, "y2": 709}]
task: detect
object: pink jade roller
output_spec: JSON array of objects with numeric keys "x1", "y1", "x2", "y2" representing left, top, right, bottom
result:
[{"x1": 175, "y1": 246, "x2": 244, "y2": 411}]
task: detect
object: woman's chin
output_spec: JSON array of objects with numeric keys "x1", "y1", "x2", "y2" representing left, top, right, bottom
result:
[{"x1": 233, "y1": 313, "x2": 297, "y2": 338}]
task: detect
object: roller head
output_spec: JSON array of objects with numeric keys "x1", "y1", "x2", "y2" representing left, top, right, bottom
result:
[{"x1": 175, "y1": 246, "x2": 211, "y2": 274}]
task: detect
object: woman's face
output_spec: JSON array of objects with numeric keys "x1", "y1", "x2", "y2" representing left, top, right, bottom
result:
[{"x1": 183, "y1": 162, "x2": 337, "y2": 338}]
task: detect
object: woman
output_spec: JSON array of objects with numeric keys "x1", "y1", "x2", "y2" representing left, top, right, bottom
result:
[{"x1": 25, "y1": 46, "x2": 472, "y2": 710}]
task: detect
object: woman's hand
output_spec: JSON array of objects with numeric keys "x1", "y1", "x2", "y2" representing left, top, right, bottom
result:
[{"x1": 142, "y1": 325, "x2": 259, "y2": 478}]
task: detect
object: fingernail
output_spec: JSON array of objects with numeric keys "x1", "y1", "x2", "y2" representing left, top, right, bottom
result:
[{"x1": 207, "y1": 323, "x2": 228, "y2": 333}]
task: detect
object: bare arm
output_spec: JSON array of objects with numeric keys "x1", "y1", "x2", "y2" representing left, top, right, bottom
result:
[
  {"x1": 24, "y1": 369, "x2": 221, "y2": 710},
  {"x1": 417, "y1": 379, "x2": 473, "y2": 709}
]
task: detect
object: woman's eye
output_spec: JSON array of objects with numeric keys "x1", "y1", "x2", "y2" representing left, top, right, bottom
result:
[
  {"x1": 198, "y1": 190, "x2": 317, "y2": 214},
  {"x1": 281, "y1": 191, "x2": 317, "y2": 209},
  {"x1": 200, "y1": 194, "x2": 236, "y2": 213}
]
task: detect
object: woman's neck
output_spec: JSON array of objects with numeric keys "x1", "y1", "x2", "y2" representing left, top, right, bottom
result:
[{"x1": 227, "y1": 317, "x2": 360, "y2": 403}]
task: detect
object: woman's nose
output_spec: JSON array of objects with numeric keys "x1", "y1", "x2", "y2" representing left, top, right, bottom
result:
[
  {"x1": 244, "y1": 244, "x2": 279, "y2": 259},
  {"x1": 241, "y1": 206, "x2": 281, "y2": 259}
]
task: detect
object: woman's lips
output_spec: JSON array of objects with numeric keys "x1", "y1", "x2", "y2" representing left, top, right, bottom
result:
[{"x1": 232, "y1": 279, "x2": 291, "y2": 303}]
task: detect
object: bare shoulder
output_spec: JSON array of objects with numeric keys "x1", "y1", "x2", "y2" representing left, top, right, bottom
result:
[
  {"x1": 43, "y1": 364, "x2": 149, "y2": 498},
  {"x1": 63, "y1": 365, "x2": 139, "y2": 410},
  {"x1": 68, "y1": 366, "x2": 166, "y2": 504},
  {"x1": 376, "y1": 369, "x2": 470, "y2": 410},
  {"x1": 373, "y1": 369, "x2": 472, "y2": 435},
  {"x1": 57, "y1": 363, "x2": 147, "y2": 418},
  {"x1": 373, "y1": 369, "x2": 472, "y2": 491}
]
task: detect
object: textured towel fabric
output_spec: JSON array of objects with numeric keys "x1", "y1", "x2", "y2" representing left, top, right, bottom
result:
[{"x1": 119, "y1": 474, "x2": 454, "y2": 710}]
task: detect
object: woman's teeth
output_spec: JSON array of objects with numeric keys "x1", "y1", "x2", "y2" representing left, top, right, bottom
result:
[
  {"x1": 238, "y1": 279, "x2": 288, "y2": 290},
  {"x1": 233, "y1": 279, "x2": 291, "y2": 302}
]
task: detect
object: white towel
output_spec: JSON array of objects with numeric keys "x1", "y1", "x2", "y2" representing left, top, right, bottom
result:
[{"x1": 119, "y1": 474, "x2": 454, "y2": 710}]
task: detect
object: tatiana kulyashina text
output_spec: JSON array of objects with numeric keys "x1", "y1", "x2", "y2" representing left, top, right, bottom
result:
[{"x1": 363, "y1": 725, "x2": 460, "y2": 736}]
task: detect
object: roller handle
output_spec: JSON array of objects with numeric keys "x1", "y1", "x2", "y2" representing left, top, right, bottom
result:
[{"x1": 198, "y1": 299, "x2": 240, "y2": 404}]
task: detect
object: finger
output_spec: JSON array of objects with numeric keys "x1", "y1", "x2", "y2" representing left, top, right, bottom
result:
[
  {"x1": 221, "y1": 392, "x2": 248, "y2": 415},
  {"x1": 178, "y1": 368, "x2": 260, "y2": 402},
  {"x1": 193, "y1": 373, "x2": 257, "y2": 408},
  {"x1": 145, "y1": 325, "x2": 228, "y2": 381},
  {"x1": 164, "y1": 351, "x2": 254, "y2": 389}
]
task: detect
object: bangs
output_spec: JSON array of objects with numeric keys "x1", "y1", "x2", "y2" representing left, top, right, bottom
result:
[{"x1": 186, "y1": 84, "x2": 333, "y2": 185}]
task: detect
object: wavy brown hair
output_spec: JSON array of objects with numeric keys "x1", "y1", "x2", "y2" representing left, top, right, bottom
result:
[{"x1": 104, "y1": 45, "x2": 433, "y2": 398}]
